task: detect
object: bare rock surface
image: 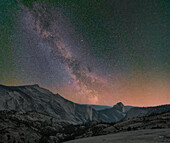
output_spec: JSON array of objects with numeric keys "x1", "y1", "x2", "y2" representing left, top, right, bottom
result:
[{"x1": 64, "y1": 129, "x2": 170, "y2": 143}]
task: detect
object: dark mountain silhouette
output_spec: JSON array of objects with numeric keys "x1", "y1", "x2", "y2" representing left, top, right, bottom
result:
[{"x1": 0, "y1": 84, "x2": 126, "y2": 123}]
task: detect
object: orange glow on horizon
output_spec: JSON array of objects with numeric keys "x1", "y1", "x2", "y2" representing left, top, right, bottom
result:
[
  {"x1": 53, "y1": 74, "x2": 170, "y2": 107},
  {"x1": 3, "y1": 73, "x2": 170, "y2": 107}
]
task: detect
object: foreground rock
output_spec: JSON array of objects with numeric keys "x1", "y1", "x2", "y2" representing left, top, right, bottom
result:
[
  {"x1": 64, "y1": 129, "x2": 170, "y2": 143},
  {"x1": 65, "y1": 111, "x2": 170, "y2": 140},
  {"x1": 0, "y1": 110, "x2": 70, "y2": 143},
  {"x1": 0, "y1": 110, "x2": 170, "y2": 143}
]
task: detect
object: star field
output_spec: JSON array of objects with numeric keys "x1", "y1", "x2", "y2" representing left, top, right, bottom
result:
[{"x1": 0, "y1": 0, "x2": 169, "y2": 106}]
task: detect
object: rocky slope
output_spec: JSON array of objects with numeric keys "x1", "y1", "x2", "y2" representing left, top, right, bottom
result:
[
  {"x1": 97, "y1": 102, "x2": 126, "y2": 122},
  {"x1": 1, "y1": 110, "x2": 170, "y2": 143},
  {"x1": 64, "y1": 111, "x2": 170, "y2": 141},
  {"x1": 64, "y1": 129, "x2": 170, "y2": 143},
  {"x1": 0, "y1": 110, "x2": 70, "y2": 143},
  {"x1": 0, "y1": 84, "x2": 126, "y2": 123}
]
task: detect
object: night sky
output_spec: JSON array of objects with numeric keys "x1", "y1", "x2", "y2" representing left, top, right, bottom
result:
[{"x1": 0, "y1": 0, "x2": 169, "y2": 106}]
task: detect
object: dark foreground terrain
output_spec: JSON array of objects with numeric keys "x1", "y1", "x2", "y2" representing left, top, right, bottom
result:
[
  {"x1": 0, "y1": 110, "x2": 170, "y2": 143},
  {"x1": 64, "y1": 129, "x2": 170, "y2": 143}
]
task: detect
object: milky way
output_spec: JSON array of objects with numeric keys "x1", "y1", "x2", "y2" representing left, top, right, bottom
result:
[
  {"x1": 0, "y1": 0, "x2": 169, "y2": 106},
  {"x1": 37, "y1": 5, "x2": 114, "y2": 104}
]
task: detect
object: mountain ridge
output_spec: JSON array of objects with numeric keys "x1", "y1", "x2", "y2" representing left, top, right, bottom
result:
[
  {"x1": 0, "y1": 84, "x2": 126, "y2": 123},
  {"x1": 125, "y1": 104, "x2": 170, "y2": 120},
  {"x1": 1, "y1": 84, "x2": 170, "y2": 123}
]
